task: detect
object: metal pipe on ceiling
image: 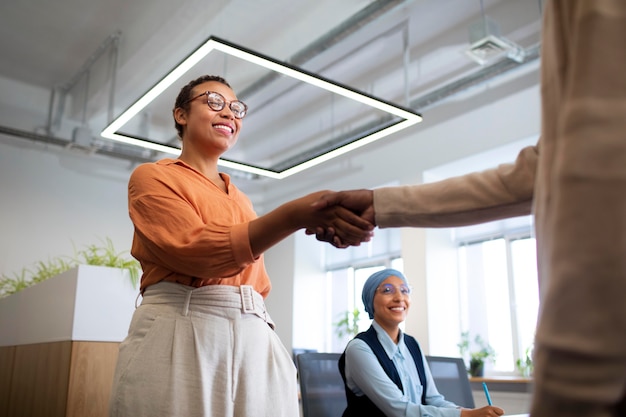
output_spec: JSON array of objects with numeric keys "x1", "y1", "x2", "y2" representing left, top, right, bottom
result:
[
  {"x1": 239, "y1": 0, "x2": 407, "y2": 99},
  {"x1": 2, "y1": 0, "x2": 541, "y2": 176},
  {"x1": 264, "y1": 44, "x2": 541, "y2": 172}
]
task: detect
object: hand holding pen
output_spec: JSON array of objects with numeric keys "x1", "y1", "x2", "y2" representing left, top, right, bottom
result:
[{"x1": 459, "y1": 383, "x2": 505, "y2": 417}]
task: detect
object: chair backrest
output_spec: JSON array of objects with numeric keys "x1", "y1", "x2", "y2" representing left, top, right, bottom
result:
[
  {"x1": 293, "y1": 348, "x2": 318, "y2": 367},
  {"x1": 425, "y1": 355, "x2": 475, "y2": 408},
  {"x1": 297, "y1": 352, "x2": 346, "y2": 417}
]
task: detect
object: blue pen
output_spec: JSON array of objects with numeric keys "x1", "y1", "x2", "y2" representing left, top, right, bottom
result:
[{"x1": 482, "y1": 382, "x2": 493, "y2": 406}]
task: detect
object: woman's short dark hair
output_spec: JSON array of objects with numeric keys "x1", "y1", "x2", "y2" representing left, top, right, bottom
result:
[{"x1": 172, "y1": 75, "x2": 231, "y2": 139}]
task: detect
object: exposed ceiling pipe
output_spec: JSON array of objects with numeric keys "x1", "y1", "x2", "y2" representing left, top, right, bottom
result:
[
  {"x1": 239, "y1": 0, "x2": 407, "y2": 99},
  {"x1": 270, "y1": 115, "x2": 398, "y2": 172},
  {"x1": 0, "y1": 125, "x2": 153, "y2": 164},
  {"x1": 46, "y1": 31, "x2": 122, "y2": 137},
  {"x1": 1, "y1": 1, "x2": 541, "y2": 178},
  {"x1": 0, "y1": 44, "x2": 541, "y2": 173},
  {"x1": 3, "y1": 0, "x2": 411, "y2": 169},
  {"x1": 411, "y1": 43, "x2": 540, "y2": 111},
  {"x1": 266, "y1": 44, "x2": 540, "y2": 171},
  {"x1": 56, "y1": 31, "x2": 122, "y2": 93},
  {"x1": 108, "y1": 35, "x2": 120, "y2": 125}
]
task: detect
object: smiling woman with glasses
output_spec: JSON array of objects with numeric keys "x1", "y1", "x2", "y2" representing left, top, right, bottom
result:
[
  {"x1": 338, "y1": 268, "x2": 505, "y2": 417},
  {"x1": 108, "y1": 74, "x2": 374, "y2": 417}
]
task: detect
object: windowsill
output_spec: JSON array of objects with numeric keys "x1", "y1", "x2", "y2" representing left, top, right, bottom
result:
[{"x1": 469, "y1": 376, "x2": 533, "y2": 393}]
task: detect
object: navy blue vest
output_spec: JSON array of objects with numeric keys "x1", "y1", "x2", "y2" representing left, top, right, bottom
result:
[{"x1": 338, "y1": 326, "x2": 427, "y2": 416}]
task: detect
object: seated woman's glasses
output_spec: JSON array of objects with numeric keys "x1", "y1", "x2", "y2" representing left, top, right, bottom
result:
[{"x1": 377, "y1": 283, "x2": 412, "y2": 296}]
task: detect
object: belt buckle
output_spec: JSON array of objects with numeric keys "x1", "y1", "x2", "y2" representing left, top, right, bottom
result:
[{"x1": 240, "y1": 285, "x2": 255, "y2": 314}]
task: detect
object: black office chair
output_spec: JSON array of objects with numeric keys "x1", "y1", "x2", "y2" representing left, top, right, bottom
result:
[
  {"x1": 293, "y1": 348, "x2": 318, "y2": 367},
  {"x1": 297, "y1": 352, "x2": 346, "y2": 417},
  {"x1": 426, "y1": 355, "x2": 475, "y2": 408}
]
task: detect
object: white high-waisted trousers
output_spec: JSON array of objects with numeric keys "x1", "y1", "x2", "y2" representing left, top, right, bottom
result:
[{"x1": 108, "y1": 282, "x2": 299, "y2": 417}]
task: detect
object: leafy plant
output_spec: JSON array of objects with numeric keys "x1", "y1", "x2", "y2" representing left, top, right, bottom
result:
[
  {"x1": 515, "y1": 344, "x2": 534, "y2": 377},
  {"x1": 0, "y1": 237, "x2": 140, "y2": 298},
  {"x1": 71, "y1": 237, "x2": 140, "y2": 287},
  {"x1": 0, "y1": 268, "x2": 31, "y2": 296},
  {"x1": 31, "y1": 257, "x2": 74, "y2": 285},
  {"x1": 334, "y1": 308, "x2": 361, "y2": 339},
  {"x1": 458, "y1": 331, "x2": 496, "y2": 376}
]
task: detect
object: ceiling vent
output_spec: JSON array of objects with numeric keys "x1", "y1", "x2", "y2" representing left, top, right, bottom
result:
[{"x1": 465, "y1": 16, "x2": 524, "y2": 65}]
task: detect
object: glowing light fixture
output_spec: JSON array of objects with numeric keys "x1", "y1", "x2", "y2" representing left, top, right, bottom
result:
[{"x1": 101, "y1": 36, "x2": 422, "y2": 179}]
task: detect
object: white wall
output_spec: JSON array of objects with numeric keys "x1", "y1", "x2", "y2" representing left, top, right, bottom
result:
[{"x1": 0, "y1": 138, "x2": 134, "y2": 278}]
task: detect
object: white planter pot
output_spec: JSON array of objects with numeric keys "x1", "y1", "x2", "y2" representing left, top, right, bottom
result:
[{"x1": 0, "y1": 265, "x2": 139, "y2": 346}]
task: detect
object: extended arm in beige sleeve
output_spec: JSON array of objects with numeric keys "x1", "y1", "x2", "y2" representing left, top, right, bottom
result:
[{"x1": 373, "y1": 145, "x2": 538, "y2": 228}]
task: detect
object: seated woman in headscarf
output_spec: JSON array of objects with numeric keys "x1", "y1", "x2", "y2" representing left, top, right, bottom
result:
[{"x1": 339, "y1": 268, "x2": 505, "y2": 417}]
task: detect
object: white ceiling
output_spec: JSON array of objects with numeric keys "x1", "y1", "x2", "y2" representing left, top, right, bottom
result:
[{"x1": 0, "y1": 0, "x2": 544, "y2": 208}]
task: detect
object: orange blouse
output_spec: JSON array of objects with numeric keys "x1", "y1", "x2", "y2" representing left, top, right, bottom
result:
[{"x1": 128, "y1": 159, "x2": 271, "y2": 297}]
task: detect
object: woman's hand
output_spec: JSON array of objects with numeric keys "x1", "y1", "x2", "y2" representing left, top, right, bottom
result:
[
  {"x1": 248, "y1": 190, "x2": 374, "y2": 256},
  {"x1": 460, "y1": 405, "x2": 505, "y2": 417},
  {"x1": 305, "y1": 189, "x2": 376, "y2": 248}
]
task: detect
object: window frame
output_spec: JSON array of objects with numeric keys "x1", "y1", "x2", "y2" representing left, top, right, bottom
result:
[{"x1": 456, "y1": 227, "x2": 537, "y2": 376}]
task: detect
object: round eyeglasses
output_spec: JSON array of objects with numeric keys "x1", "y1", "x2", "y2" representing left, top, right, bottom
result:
[
  {"x1": 377, "y1": 283, "x2": 412, "y2": 296},
  {"x1": 184, "y1": 91, "x2": 248, "y2": 119}
]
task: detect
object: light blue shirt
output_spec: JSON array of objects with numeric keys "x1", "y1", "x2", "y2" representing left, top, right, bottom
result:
[{"x1": 344, "y1": 321, "x2": 461, "y2": 417}]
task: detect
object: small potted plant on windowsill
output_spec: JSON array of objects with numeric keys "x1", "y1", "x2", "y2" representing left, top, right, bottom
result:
[
  {"x1": 458, "y1": 331, "x2": 497, "y2": 377},
  {"x1": 515, "y1": 344, "x2": 534, "y2": 378},
  {"x1": 334, "y1": 308, "x2": 361, "y2": 340}
]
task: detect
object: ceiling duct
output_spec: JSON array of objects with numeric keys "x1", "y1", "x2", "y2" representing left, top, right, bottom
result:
[
  {"x1": 265, "y1": 42, "x2": 540, "y2": 170},
  {"x1": 464, "y1": 2, "x2": 525, "y2": 66},
  {"x1": 465, "y1": 17, "x2": 525, "y2": 65},
  {"x1": 1, "y1": 0, "x2": 541, "y2": 177},
  {"x1": 0, "y1": 124, "x2": 154, "y2": 163},
  {"x1": 0, "y1": 42, "x2": 540, "y2": 173}
]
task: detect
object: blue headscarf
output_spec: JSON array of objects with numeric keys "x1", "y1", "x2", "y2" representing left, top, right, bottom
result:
[{"x1": 362, "y1": 268, "x2": 409, "y2": 319}]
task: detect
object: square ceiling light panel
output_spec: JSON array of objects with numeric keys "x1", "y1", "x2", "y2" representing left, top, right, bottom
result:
[{"x1": 101, "y1": 36, "x2": 422, "y2": 179}]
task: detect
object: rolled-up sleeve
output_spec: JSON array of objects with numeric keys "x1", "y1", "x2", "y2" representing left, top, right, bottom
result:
[{"x1": 374, "y1": 145, "x2": 537, "y2": 228}]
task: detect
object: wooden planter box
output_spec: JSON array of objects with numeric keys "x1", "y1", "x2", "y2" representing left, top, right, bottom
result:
[{"x1": 0, "y1": 265, "x2": 138, "y2": 417}]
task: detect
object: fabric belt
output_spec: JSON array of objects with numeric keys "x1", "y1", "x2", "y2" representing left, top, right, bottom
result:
[{"x1": 140, "y1": 282, "x2": 272, "y2": 327}]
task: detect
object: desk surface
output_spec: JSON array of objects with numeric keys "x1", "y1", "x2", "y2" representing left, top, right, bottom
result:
[{"x1": 470, "y1": 376, "x2": 532, "y2": 384}]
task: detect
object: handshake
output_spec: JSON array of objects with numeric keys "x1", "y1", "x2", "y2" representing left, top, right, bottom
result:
[{"x1": 304, "y1": 189, "x2": 376, "y2": 249}]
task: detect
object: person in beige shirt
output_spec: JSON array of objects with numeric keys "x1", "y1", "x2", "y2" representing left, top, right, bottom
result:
[{"x1": 310, "y1": 1, "x2": 626, "y2": 416}]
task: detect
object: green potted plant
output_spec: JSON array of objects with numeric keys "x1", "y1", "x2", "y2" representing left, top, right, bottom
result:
[
  {"x1": 515, "y1": 344, "x2": 534, "y2": 377},
  {"x1": 0, "y1": 237, "x2": 141, "y2": 346},
  {"x1": 0, "y1": 237, "x2": 140, "y2": 298},
  {"x1": 334, "y1": 308, "x2": 361, "y2": 339},
  {"x1": 457, "y1": 331, "x2": 496, "y2": 377}
]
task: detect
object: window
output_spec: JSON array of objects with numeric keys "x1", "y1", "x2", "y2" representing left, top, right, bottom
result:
[{"x1": 457, "y1": 228, "x2": 538, "y2": 374}]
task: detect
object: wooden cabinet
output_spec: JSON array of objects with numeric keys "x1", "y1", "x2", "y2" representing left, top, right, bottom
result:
[
  {"x1": 0, "y1": 341, "x2": 120, "y2": 417},
  {"x1": 0, "y1": 266, "x2": 137, "y2": 417}
]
